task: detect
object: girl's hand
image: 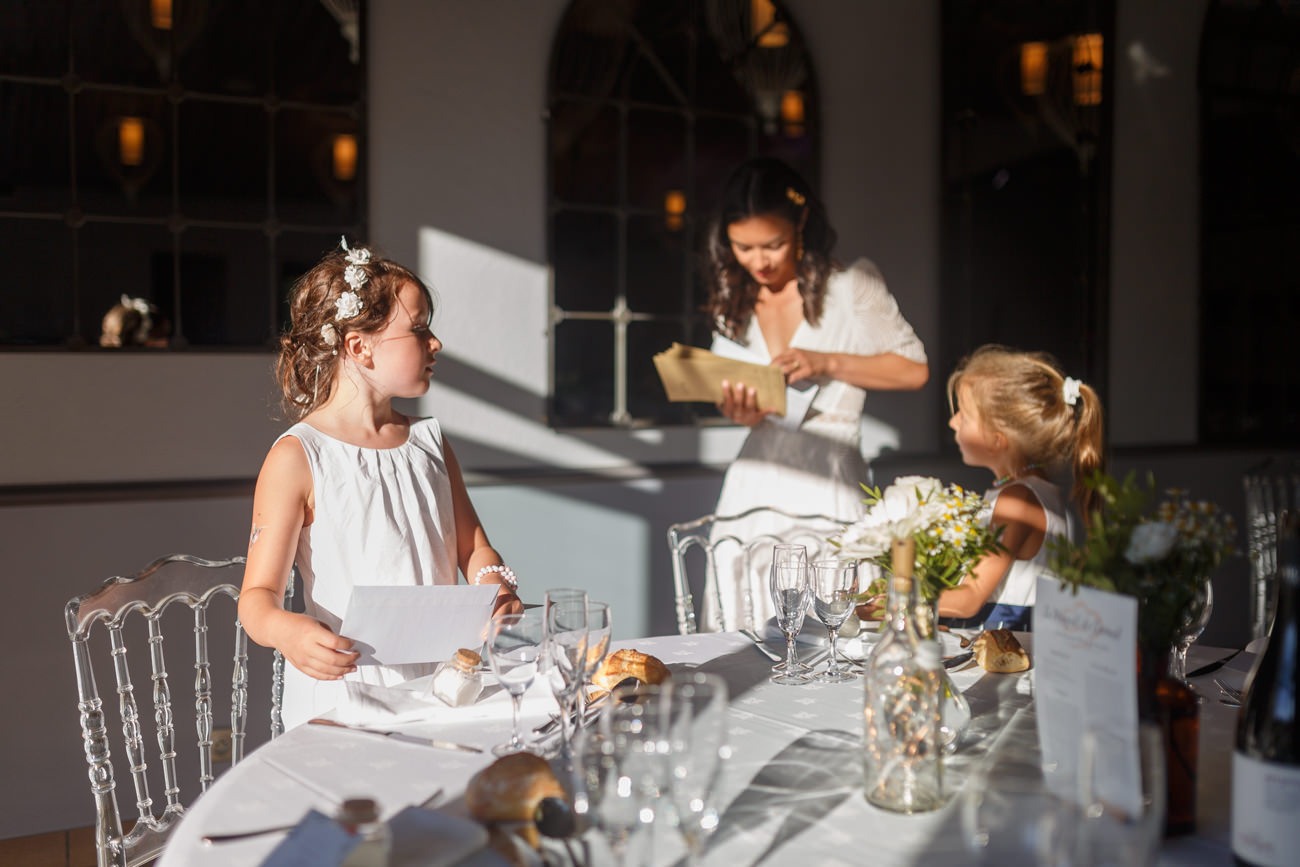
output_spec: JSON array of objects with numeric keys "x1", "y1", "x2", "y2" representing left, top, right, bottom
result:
[
  {"x1": 717, "y1": 379, "x2": 773, "y2": 427},
  {"x1": 770, "y1": 348, "x2": 828, "y2": 384},
  {"x1": 492, "y1": 590, "x2": 524, "y2": 617},
  {"x1": 279, "y1": 614, "x2": 359, "y2": 680}
]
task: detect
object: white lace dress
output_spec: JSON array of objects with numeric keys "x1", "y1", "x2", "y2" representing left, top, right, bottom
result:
[
  {"x1": 276, "y1": 418, "x2": 460, "y2": 728},
  {"x1": 704, "y1": 259, "x2": 927, "y2": 631}
]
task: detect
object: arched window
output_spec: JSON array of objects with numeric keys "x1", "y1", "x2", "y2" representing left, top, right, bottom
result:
[{"x1": 546, "y1": 0, "x2": 819, "y2": 427}]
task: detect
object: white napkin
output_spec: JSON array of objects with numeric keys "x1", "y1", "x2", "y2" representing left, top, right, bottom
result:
[
  {"x1": 259, "y1": 809, "x2": 356, "y2": 867},
  {"x1": 336, "y1": 680, "x2": 447, "y2": 727},
  {"x1": 387, "y1": 806, "x2": 489, "y2": 867}
]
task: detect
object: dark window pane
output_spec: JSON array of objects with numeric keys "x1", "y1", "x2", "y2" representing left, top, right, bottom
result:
[
  {"x1": 695, "y1": 115, "x2": 754, "y2": 212},
  {"x1": 627, "y1": 109, "x2": 687, "y2": 209},
  {"x1": 276, "y1": 109, "x2": 361, "y2": 225},
  {"x1": 554, "y1": 211, "x2": 618, "y2": 311},
  {"x1": 0, "y1": 1, "x2": 68, "y2": 77},
  {"x1": 178, "y1": 0, "x2": 272, "y2": 96},
  {"x1": 627, "y1": 215, "x2": 690, "y2": 316},
  {"x1": 628, "y1": 319, "x2": 693, "y2": 423},
  {"x1": 0, "y1": 82, "x2": 70, "y2": 212},
  {"x1": 0, "y1": 218, "x2": 73, "y2": 345},
  {"x1": 273, "y1": 2, "x2": 362, "y2": 103},
  {"x1": 552, "y1": 320, "x2": 614, "y2": 425},
  {"x1": 78, "y1": 221, "x2": 173, "y2": 346},
  {"x1": 74, "y1": 1, "x2": 180, "y2": 86},
  {"x1": 276, "y1": 231, "x2": 349, "y2": 334},
  {"x1": 551, "y1": 102, "x2": 619, "y2": 206},
  {"x1": 76, "y1": 91, "x2": 171, "y2": 218},
  {"x1": 175, "y1": 227, "x2": 272, "y2": 347},
  {"x1": 180, "y1": 100, "x2": 268, "y2": 222}
]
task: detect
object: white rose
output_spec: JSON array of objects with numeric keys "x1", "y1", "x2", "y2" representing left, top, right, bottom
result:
[
  {"x1": 320, "y1": 323, "x2": 338, "y2": 346},
  {"x1": 1124, "y1": 521, "x2": 1179, "y2": 565},
  {"x1": 344, "y1": 246, "x2": 371, "y2": 266},
  {"x1": 334, "y1": 290, "x2": 364, "y2": 320}
]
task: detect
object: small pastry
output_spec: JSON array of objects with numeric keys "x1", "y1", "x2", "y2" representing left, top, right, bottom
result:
[
  {"x1": 972, "y1": 628, "x2": 1031, "y2": 672},
  {"x1": 465, "y1": 752, "x2": 566, "y2": 839},
  {"x1": 590, "y1": 648, "x2": 671, "y2": 690}
]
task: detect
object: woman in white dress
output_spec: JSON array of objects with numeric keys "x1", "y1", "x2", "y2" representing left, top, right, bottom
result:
[
  {"x1": 239, "y1": 241, "x2": 523, "y2": 727},
  {"x1": 703, "y1": 158, "x2": 929, "y2": 631}
]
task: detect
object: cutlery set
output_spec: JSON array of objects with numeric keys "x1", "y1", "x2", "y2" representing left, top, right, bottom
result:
[
  {"x1": 202, "y1": 787, "x2": 444, "y2": 844},
  {"x1": 307, "y1": 718, "x2": 482, "y2": 753}
]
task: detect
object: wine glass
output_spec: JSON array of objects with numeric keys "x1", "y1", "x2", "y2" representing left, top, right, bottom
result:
[
  {"x1": 664, "y1": 672, "x2": 730, "y2": 864},
  {"x1": 960, "y1": 744, "x2": 1083, "y2": 866},
  {"x1": 769, "y1": 544, "x2": 812, "y2": 685},
  {"x1": 546, "y1": 598, "x2": 588, "y2": 764},
  {"x1": 574, "y1": 699, "x2": 663, "y2": 866},
  {"x1": 577, "y1": 601, "x2": 613, "y2": 728},
  {"x1": 1171, "y1": 577, "x2": 1214, "y2": 681},
  {"x1": 1077, "y1": 723, "x2": 1166, "y2": 866},
  {"x1": 810, "y1": 559, "x2": 859, "y2": 683},
  {"x1": 484, "y1": 610, "x2": 545, "y2": 756}
]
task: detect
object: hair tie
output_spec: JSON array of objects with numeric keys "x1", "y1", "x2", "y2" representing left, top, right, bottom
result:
[{"x1": 1062, "y1": 376, "x2": 1082, "y2": 406}]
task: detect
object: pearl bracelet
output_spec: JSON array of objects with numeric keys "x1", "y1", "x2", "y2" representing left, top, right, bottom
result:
[{"x1": 474, "y1": 564, "x2": 518, "y2": 592}]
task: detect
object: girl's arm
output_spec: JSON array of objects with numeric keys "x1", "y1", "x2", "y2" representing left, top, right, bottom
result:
[
  {"x1": 445, "y1": 438, "x2": 524, "y2": 616},
  {"x1": 937, "y1": 484, "x2": 1047, "y2": 620},
  {"x1": 239, "y1": 437, "x2": 359, "y2": 680},
  {"x1": 769, "y1": 348, "x2": 929, "y2": 391}
]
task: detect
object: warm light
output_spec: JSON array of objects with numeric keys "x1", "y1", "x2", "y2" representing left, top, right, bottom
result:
[
  {"x1": 664, "y1": 189, "x2": 686, "y2": 231},
  {"x1": 118, "y1": 117, "x2": 145, "y2": 167},
  {"x1": 1020, "y1": 42, "x2": 1048, "y2": 97},
  {"x1": 1072, "y1": 33, "x2": 1104, "y2": 106},
  {"x1": 332, "y1": 133, "x2": 358, "y2": 181},
  {"x1": 751, "y1": 0, "x2": 789, "y2": 48},
  {"x1": 151, "y1": 0, "x2": 172, "y2": 30},
  {"x1": 780, "y1": 89, "x2": 805, "y2": 137}
]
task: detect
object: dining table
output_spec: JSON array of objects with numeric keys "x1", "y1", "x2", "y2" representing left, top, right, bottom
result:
[{"x1": 156, "y1": 629, "x2": 1247, "y2": 866}]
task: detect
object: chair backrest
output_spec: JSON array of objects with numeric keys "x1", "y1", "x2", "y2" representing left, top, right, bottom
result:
[
  {"x1": 1243, "y1": 460, "x2": 1300, "y2": 639},
  {"x1": 64, "y1": 554, "x2": 293, "y2": 867},
  {"x1": 668, "y1": 506, "x2": 851, "y2": 634}
]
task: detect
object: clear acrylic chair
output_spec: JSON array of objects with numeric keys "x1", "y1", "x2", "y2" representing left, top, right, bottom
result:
[
  {"x1": 667, "y1": 506, "x2": 851, "y2": 634},
  {"x1": 64, "y1": 554, "x2": 293, "y2": 867},
  {"x1": 1243, "y1": 459, "x2": 1300, "y2": 639}
]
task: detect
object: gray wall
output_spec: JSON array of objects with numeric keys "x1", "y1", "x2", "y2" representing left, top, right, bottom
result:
[{"x1": 0, "y1": 0, "x2": 1272, "y2": 840}]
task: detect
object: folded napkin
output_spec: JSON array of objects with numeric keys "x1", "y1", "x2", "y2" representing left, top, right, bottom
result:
[
  {"x1": 388, "y1": 806, "x2": 489, "y2": 867},
  {"x1": 336, "y1": 680, "x2": 446, "y2": 727},
  {"x1": 259, "y1": 809, "x2": 357, "y2": 867}
]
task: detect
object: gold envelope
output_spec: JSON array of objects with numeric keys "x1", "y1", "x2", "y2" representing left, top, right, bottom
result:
[{"x1": 652, "y1": 343, "x2": 787, "y2": 416}]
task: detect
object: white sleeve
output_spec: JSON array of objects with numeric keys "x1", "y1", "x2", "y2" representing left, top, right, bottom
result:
[{"x1": 845, "y1": 259, "x2": 927, "y2": 364}]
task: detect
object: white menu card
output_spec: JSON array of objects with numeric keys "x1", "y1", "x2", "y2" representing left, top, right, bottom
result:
[
  {"x1": 340, "y1": 584, "x2": 498, "y2": 666},
  {"x1": 1034, "y1": 575, "x2": 1144, "y2": 817}
]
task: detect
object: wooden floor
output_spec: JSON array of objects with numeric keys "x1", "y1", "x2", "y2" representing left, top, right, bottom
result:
[{"x1": 0, "y1": 826, "x2": 97, "y2": 867}]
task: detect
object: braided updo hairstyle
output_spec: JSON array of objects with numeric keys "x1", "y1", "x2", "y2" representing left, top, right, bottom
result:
[
  {"x1": 947, "y1": 345, "x2": 1106, "y2": 520},
  {"x1": 276, "y1": 244, "x2": 433, "y2": 420}
]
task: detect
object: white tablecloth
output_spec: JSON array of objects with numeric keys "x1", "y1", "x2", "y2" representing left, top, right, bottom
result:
[{"x1": 156, "y1": 632, "x2": 1243, "y2": 866}]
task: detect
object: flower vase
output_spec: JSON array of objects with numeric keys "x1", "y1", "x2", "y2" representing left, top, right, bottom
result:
[
  {"x1": 1137, "y1": 645, "x2": 1199, "y2": 836},
  {"x1": 914, "y1": 596, "x2": 971, "y2": 752}
]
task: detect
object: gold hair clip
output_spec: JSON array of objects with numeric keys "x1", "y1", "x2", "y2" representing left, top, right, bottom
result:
[{"x1": 786, "y1": 187, "x2": 806, "y2": 207}]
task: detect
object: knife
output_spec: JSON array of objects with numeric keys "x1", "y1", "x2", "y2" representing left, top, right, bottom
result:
[
  {"x1": 739, "y1": 628, "x2": 784, "y2": 662},
  {"x1": 943, "y1": 651, "x2": 974, "y2": 670},
  {"x1": 308, "y1": 718, "x2": 482, "y2": 753}
]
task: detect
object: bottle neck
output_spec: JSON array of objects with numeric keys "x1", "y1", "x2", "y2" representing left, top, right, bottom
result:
[{"x1": 886, "y1": 574, "x2": 917, "y2": 629}]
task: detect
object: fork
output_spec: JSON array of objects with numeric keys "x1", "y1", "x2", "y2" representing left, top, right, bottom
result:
[{"x1": 1214, "y1": 677, "x2": 1243, "y2": 703}]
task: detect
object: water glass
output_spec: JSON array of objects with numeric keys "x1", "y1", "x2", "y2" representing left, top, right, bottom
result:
[
  {"x1": 664, "y1": 673, "x2": 730, "y2": 863},
  {"x1": 1077, "y1": 723, "x2": 1166, "y2": 866},
  {"x1": 1170, "y1": 577, "x2": 1213, "y2": 681},
  {"x1": 810, "y1": 559, "x2": 858, "y2": 683},
  {"x1": 579, "y1": 601, "x2": 613, "y2": 723},
  {"x1": 484, "y1": 610, "x2": 544, "y2": 756},
  {"x1": 769, "y1": 544, "x2": 811, "y2": 685},
  {"x1": 546, "y1": 598, "x2": 588, "y2": 763}
]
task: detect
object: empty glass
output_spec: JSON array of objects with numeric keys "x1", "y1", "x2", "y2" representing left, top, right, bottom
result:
[
  {"x1": 579, "y1": 601, "x2": 613, "y2": 724},
  {"x1": 664, "y1": 673, "x2": 730, "y2": 864},
  {"x1": 574, "y1": 696, "x2": 665, "y2": 866},
  {"x1": 1170, "y1": 577, "x2": 1213, "y2": 681},
  {"x1": 810, "y1": 559, "x2": 858, "y2": 683},
  {"x1": 1078, "y1": 723, "x2": 1167, "y2": 866},
  {"x1": 960, "y1": 746, "x2": 1083, "y2": 866},
  {"x1": 769, "y1": 544, "x2": 812, "y2": 685},
  {"x1": 484, "y1": 610, "x2": 545, "y2": 756},
  {"x1": 546, "y1": 598, "x2": 588, "y2": 764}
]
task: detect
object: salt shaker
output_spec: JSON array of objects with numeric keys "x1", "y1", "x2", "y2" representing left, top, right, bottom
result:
[
  {"x1": 336, "y1": 797, "x2": 391, "y2": 867},
  {"x1": 431, "y1": 648, "x2": 483, "y2": 707}
]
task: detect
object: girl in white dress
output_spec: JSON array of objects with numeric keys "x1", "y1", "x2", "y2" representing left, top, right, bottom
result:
[
  {"x1": 703, "y1": 158, "x2": 930, "y2": 630},
  {"x1": 937, "y1": 345, "x2": 1105, "y2": 630},
  {"x1": 239, "y1": 241, "x2": 522, "y2": 728}
]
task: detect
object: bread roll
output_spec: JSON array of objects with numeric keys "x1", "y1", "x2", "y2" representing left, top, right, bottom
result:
[
  {"x1": 590, "y1": 648, "x2": 671, "y2": 690},
  {"x1": 465, "y1": 752, "x2": 566, "y2": 827},
  {"x1": 972, "y1": 628, "x2": 1031, "y2": 672}
]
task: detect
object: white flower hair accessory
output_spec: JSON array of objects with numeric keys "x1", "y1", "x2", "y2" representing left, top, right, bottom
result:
[
  {"x1": 320, "y1": 323, "x2": 338, "y2": 348},
  {"x1": 336, "y1": 236, "x2": 371, "y2": 320},
  {"x1": 121, "y1": 294, "x2": 151, "y2": 316},
  {"x1": 1062, "y1": 376, "x2": 1082, "y2": 406},
  {"x1": 334, "y1": 289, "x2": 364, "y2": 320}
]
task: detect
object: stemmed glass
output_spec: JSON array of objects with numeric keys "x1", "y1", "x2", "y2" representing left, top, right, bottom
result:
[
  {"x1": 546, "y1": 597, "x2": 588, "y2": 764},
  {"x1": 810, "y1": 559, "x2": 859, "y2": 683},
  {"x1": 574, "y1": 697, "x2": 663, "y2": 866},
  {"x1": 665, "y1": 673, "x2": 730, "y2": 864},
  {"x1": 769, "y1": 543, "x2": 812, "y2": 685},
  {"x1": 484, "y1": 610, "x2": 545, "y2": 756},
  {"x1": 1171, "y1": 577, "x2": 1214, "y2": 681},
  {"x1": 578, "y1": 602, "x2": 613, "y2": 725}
]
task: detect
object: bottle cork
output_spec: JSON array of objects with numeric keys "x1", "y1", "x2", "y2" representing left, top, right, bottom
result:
[
  {"x1": 891, "y1": 537, "x2": 915, "y2": 592},
  {"x1": 453, "y1": 648, "x2": 482, "y2": 672}
]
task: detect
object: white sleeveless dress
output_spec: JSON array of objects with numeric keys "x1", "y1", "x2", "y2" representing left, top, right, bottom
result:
[
  {"x1": 974, "y1": 475, "x2": 1072, "y2": 631},
  {"x1": 704, "y1": 259, "x2": 928, "y2": 631},
  {"x1": 277, "y1": 418, "x2": 460, "y2": 728}
]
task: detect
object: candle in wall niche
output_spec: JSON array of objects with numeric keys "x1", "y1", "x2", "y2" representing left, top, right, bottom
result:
[
  {"x1": 119, "y1": 118, "x2": 145, "y2": 167},
  {"x1": 333, "y1": 134, "x2": 358, "y2": 181}
]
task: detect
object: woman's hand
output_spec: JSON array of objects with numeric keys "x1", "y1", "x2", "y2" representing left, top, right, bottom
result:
[
  {"x1": 277, "y1": 613, "x2": 359, "y2": 680},
  {"x1": 492, "y1": 590, "x2": 524, "y2": 617},
  {"x1": 717, "y1": 379, "x2": 773, "y2": 427},
  {"x1": 770, "y1": 348, "x2": 829, "y2": 384}
]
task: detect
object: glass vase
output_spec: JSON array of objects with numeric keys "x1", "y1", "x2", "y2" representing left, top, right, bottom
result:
[
  {"x1": 913, "y1": 595, "x2": 972, "y2": 752},
  {"x1": 1137, "y1": 645, "x2": 1199, "y2": 837},
  {"x1": 862, "y1": 573, "x2": 945, "y2": 812}
]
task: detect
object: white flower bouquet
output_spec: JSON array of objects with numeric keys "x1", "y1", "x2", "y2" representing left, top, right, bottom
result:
[{"x1": 834, "y1": 475, "x2": 1006, "y2": 602}]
